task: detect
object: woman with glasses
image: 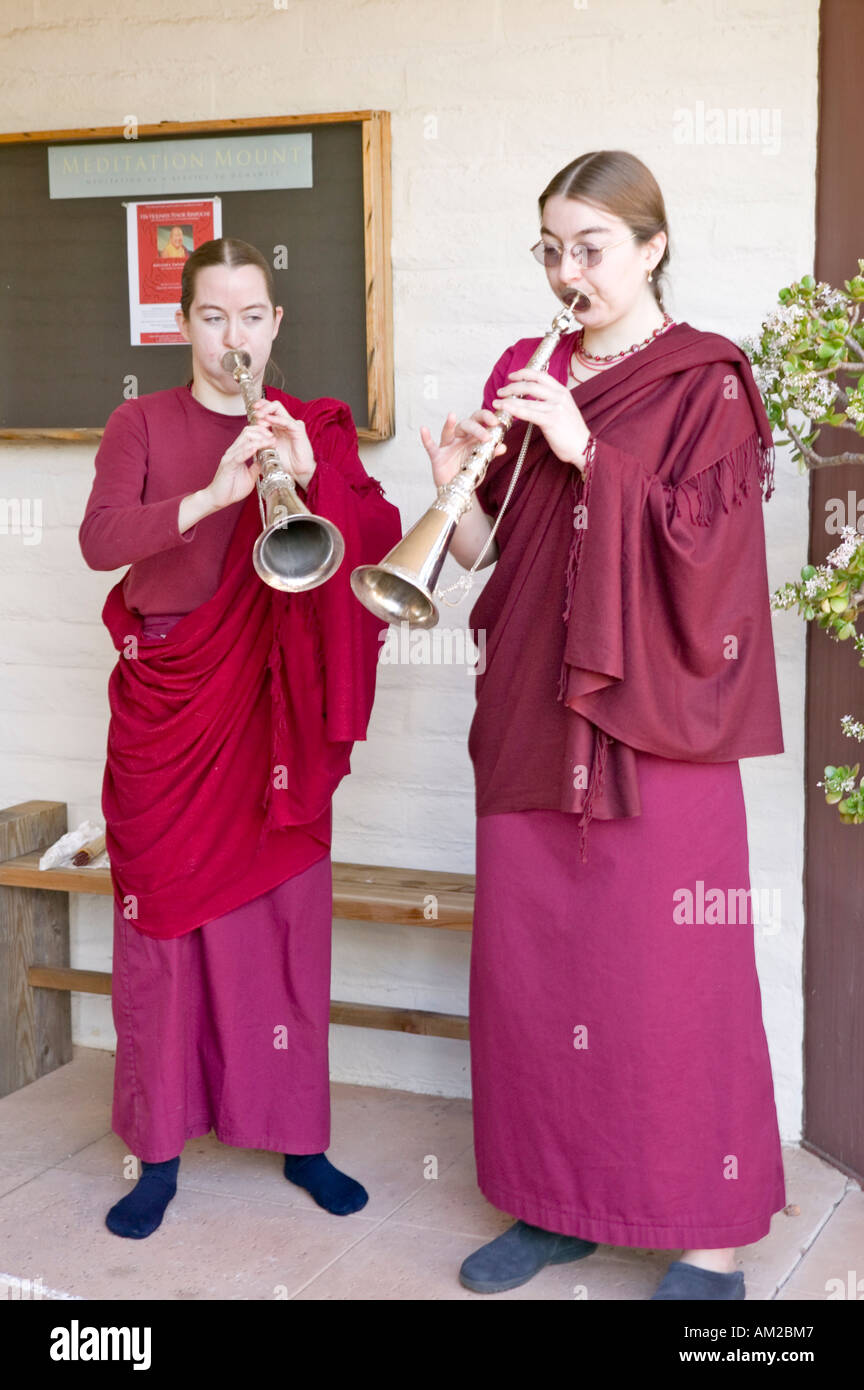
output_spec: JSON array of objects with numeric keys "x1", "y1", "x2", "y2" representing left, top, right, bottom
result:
[
  {"x1": 79, "y1": 237, "x2": 400, "y2": 1239},
  {"x1": 421, "y1": 151, "x2": 786, "y2": 1300}
]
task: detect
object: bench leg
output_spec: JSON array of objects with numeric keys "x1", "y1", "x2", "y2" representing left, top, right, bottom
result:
[{"x1": 0, "y1": 801, "x2": 72, "y2": 1097}]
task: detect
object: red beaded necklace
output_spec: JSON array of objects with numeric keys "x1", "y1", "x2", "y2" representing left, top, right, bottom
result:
[{"x1": 572, "y1": 312, "x2": 675, "y2": 371}]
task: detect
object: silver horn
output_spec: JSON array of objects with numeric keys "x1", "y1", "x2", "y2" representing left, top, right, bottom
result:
[
  {"x1": 221, "y1": 350, "x2": 344, "y2": 593},
  {"x1": 349, "y1": 298, "x2": 580, "y2": 626}
]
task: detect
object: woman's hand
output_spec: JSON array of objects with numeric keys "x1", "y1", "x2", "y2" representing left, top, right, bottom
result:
[
  {"x1": 492, "y1": 368, "x2": 591, "y2": 473},
  {"x1": 248, "y1": 397, "x2": 317, "y2": 488},
  {"x1": 420, "y1": 410, "x2": 508, "y2": 489},
  {"x1": 203, "y1": 399, "x2": 317, "y2": 513},
  {"x1": 204, "y1": 422, "x2": 273, "y2": 511}
]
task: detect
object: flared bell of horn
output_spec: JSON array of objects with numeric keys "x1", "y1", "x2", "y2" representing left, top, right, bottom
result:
[
  {"x1": 350, "y1": 502, "x2": 459, "y2": 628},
  {"x1": 252, "y1": 478, "x2": 345, "y2": 593}
]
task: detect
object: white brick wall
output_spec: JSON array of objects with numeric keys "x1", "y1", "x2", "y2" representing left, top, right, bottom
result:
[{"x1": 0, "y1": 0, "x2": 819, "y2": 1141}]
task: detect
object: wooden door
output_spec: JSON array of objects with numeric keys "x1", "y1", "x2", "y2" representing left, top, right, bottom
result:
[{"x1": 804, "y1": 0, "x2": 864, "y2": 1180}]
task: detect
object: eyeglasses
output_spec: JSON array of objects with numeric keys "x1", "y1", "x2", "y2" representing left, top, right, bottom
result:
[{"x1": 530, "y1": 231, "x2": 639, "y2": 269}]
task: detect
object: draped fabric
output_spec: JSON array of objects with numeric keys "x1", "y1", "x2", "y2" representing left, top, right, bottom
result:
[
  {"x1": 468, "y1": 321, "x2": 783, "y2": 859},
  {"x1": 100, "y1": 396, "x2": 401, "y2": 939}
]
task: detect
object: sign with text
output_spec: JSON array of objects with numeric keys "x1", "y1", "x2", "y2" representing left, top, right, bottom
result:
[{"x1": 48, "y1": 133, "x2": 313, "y2": 198}]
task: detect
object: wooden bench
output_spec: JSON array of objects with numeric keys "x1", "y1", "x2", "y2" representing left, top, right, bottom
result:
[{"x1": 0, "y1": 800, "x2": 475, "y2": 1099}]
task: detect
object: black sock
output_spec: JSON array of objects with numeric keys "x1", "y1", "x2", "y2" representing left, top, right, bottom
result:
[
  {"x1": 283, "y1": 1152, "x2": 368, "y2": 1215},
  {"x1": 105, "y1": 1157, "x2": 180, "y2": 1239}
]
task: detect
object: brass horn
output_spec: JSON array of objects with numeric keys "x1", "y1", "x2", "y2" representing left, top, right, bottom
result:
[
  {"x1": 350, "y1": 297, "x2": 580, "y2": 627},
  {"x1": 222, "y1": 350, "x2": 345, "y2": 592}
]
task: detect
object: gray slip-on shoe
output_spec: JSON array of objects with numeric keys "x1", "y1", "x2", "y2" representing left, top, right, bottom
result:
[
  {"x1": 651, "y1": 1260, "x2": 745, "y2": 1300},
  {"x1": 459, "y1": 1219, "x2": 598, "y2": 1293}
]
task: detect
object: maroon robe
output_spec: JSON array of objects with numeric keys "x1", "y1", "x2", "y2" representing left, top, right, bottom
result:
[{"x1": 465, "y1": 319, "x2": 787, "y2": 1248}]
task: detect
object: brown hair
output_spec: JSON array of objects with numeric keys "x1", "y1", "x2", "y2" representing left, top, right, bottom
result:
[
  {"x1": 538, "y1": 151, "x2": 670, "y2": 310},
  {"x1": 179, "y1": 237, "x2": 285, "y2": 387}
]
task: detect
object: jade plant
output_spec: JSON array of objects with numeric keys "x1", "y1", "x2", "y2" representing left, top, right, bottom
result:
[{"x1": 742, "y1": 264, "x2": 864, "y2": 823}]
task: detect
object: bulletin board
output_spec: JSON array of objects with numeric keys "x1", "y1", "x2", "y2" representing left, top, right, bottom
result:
[{"x1": 0, "y1": 112, "x2": 393, "y2": 442}]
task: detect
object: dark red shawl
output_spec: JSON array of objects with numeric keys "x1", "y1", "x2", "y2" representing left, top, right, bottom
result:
[
  {"x1": 101, "y1": 396, "x2": 401, "y2": 938},
  {"x1": 468, "y1": 320, "x2": 784, "y2": 859}
]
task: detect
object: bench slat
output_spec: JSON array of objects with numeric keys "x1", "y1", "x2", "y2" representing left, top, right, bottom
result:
[
  {"x1": 26, "y1": 966, "x2": 469, "y2": 1040},
  {"x1": 0, "y1": 852, "x2": 476, "y2": 929}
]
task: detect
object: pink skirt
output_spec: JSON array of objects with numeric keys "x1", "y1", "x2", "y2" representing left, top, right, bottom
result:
[
  {"x1": 469, "y1": 752, "x2": 787, "y2": 1249},
  {"x1": 110, "y1": 853, "x2": 333, "y2": 1163}
]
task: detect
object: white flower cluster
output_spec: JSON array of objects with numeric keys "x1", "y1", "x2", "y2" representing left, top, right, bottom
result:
[
  {"x1": 743, "y1": 311, "x2": 803, "y2": 396},
  {"x1": 750, "y1": 360, "x2": 778, "y2": 397},
  {"x1": 801, "y1": 565, "x2": 835, "y2": 599},
  {"x1": 745, "y1": 283, "x2": 855, "y2": 420},
  {"x1": 813, "y1": 285, "x2": 849, "y2": 313},
  {"x1": 769, "y1": 303, "x2": 809, "y2": 332},
  {"x1": 786, "y1": 371, "x2": 840, "y2": 419},
  {"x1": 841, "y1": 714, "x2": 864, "y2": 742},
  {"x1": 826, "y1": 524, "x2": 864, "y2": 570},
  {"x1": 845, "y1": 384, "x2": 864, "y2": 425},
  {"x1": 817, "y1": 765, "x2": 858, "y2": 792},
  {"x1": 773, "y1": 527, "x2": 864, "y2": 614},
  {"x1": 770, "y1": 581, "x2": 802, "y2": 611}
]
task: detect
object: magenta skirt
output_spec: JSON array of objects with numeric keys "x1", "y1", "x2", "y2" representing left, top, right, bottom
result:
[
  {"x1": 110, "y1": 853, "x2": 333, "y2": 1163},
  {"x1": 469, "y1": 752, "x2": 786, "y2": 1249}
]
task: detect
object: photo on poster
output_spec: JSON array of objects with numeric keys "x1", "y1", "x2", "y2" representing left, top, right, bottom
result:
[{"x1": 126, "y1": 197, "x2": 221, "y2": 345}]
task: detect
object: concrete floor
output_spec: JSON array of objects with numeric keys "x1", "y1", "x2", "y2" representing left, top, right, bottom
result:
[{"x1": 0, "y1": 1046, "x2": 860, "y2": 1301}]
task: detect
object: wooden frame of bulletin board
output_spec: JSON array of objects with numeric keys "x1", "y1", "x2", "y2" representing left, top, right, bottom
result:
[{"x1": 0, "y1": 111, "x2": 393, "y2": 442}]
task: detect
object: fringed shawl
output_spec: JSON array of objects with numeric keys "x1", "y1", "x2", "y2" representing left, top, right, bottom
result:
[{"x1": 467, "y1": 321, "x2": 784, "y2": 860}]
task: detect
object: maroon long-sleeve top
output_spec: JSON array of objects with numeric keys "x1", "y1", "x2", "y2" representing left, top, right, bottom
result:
[{"x1": 80, "y1": 383, "x2": 289, "y2": 615}]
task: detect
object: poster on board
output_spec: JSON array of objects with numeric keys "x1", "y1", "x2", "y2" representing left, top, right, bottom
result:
[{"x1": 126, "y1": 197, "x2": 221, "y2": 345}]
